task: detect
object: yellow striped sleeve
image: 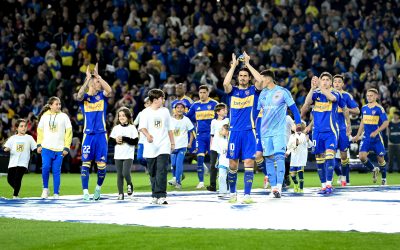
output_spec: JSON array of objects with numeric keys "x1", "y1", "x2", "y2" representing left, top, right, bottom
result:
[{"x1": 64, "y1": 127, "x2": 73, "y2": 149}]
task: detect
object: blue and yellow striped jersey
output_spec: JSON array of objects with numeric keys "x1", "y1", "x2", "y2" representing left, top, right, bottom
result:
[
  {"x1": 171, "y1": 95, "x2": 193, "y2": 113},
  {"x1": 361, "y1": 104, "x2": 387, "y2": 137},
  {"x1": 311, "y1": 89, "x2": 341, "y2": 133},
  {"x1": 79, "y1": 92, "x2": 108, "y2": 134},
  {"x1": 186, "y1": 98, "x2": 218, "y2": 135},
  {"x1": 228, "y1": 86, "x2": 260, "y2": 131},
  {"x1": 337, "y1": 91, "x2": 358, "y2": 131}
]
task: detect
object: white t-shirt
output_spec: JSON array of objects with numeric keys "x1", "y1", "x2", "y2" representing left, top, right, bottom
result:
[
  {"x1": 286, "y1": 115, "x2": 295, "y2": 143},
  {"x1": 38, "y1": 111, "x2": 72, "y2": 151},
  {"x1": 171, "y1": 116, "x2": 194, "y2": 150},
  {"x1": 4, "y1": 134, "x2": 37, "y2": 168},
  {"x1": 110, "y1": 124, "x2": 139, "y2": 160},
  {"x1": 216, "y1": 137, "x2": 229, "y2": 167},
  {"x1": 286, "y1": 133, "x2": 312, "y2": 167},
  {"x1": 138, "y1": 107, "x2": 173, "y2": 158},
  {"x1": 210, "y1": 118, "x2": 229, "y2": 151},
  {"x1": 134, "y1": 111, "x2": 146, "y2": 144}
]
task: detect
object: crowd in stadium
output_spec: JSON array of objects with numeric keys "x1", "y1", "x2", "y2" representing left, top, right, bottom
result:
[{"x1": 0, "y1": 0, "x2": 400, "y2": 172}]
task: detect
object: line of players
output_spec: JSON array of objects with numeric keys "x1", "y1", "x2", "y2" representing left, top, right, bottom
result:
[{"x1": 72, "y1": 54, "x2": 389, "y2": 202}]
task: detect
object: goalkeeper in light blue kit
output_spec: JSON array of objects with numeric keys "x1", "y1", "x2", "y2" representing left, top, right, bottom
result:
[{"x1": 257, "y1": 70, "x2": 302, "y2": 198}]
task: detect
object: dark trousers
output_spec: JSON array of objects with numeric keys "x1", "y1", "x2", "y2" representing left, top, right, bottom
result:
[
  {"x1": 209, "y1": 150, "x2": 218, "y2": 188},
  {"x1": 115, "y1": 159, "x2": 133, "y2": 194},
  {"x1": 7, "y1": 167, "x2": 26, "y2": 196},
  {"x1": 146, "y1": 154, "x2": 169, "y2": 198},
  {"x1": 388, "y1": 144, "x2": 400, "y2": 172}
]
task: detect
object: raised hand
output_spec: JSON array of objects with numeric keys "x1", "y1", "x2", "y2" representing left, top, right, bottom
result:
[
  {"x1": 311, "y1": 76, "x2": 319, "y2": 90},
  {"x1": 231, "y1": 53, "x2": 239, "y2": 67},
  {"x1": 243, "y1": 51, "x2": 250, "y2": 64},
  {"x1": 93, "y1": 63, "x2": 99, "y2": 78},
  {"x1": 86, "y1": 65, "x2": 91, "y2": 79}
]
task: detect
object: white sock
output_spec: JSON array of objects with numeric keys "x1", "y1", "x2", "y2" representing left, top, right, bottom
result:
[
  {"x1": 326, "y1": 181, "x2": 332, "y2": 186},
  {"x1": 83, "y1": 189, "x2": 89, "y2": 195},
  {"x1": 322, "y1": 183, "x2": 326, "y2": 188},
  {"x1": 96, "y1": 185, "x2": 101, "y2": 190}
]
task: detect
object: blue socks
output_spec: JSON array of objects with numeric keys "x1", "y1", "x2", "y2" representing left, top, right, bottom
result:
[
  {"x1": 334, "y1": 158, "x2": 342, "y2": 176},
  {"x1": 197, "y1": 155, "x2": 205, "y2": 182},
  {"x1": 298, "y1": 171, "x2": 304, "y2": 189},
  {"x1": 81, "y1": 167, "x2": 89, "y2": 189},
  {"x1": 243, "y1": 168, "x2": 254, "y2": 195},
  {"x1": 316, "y1": 157, "x2": 326, "y2": 184},
  {"x1": 97, "y1": 168, "x2": 106, "y2": 186},
  {"x1": 362, "y1": 159, "x2": 375, "y2": 171},
  {"x1": 326, "y1": 158, "x2": 335, "y2": 182},
  {"x1": 256, "y1": 158, "x2": 267, "y2": 175},
  {"x1": 228, "y1": 170, "x2": 237, "y2": 193}
]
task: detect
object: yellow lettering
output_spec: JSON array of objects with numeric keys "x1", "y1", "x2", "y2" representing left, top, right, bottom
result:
[
  {"x1": 363, "y1": 115, "x2": 379, "y2": 125},
  {"x1": 313, "y1": 101, "x2": 332, "y2": 112},
  {"x1": 230, "y1": 96, "x2": 254, "y2": 109},
  {"x1": 84, "y1": 100, "x2": 104, "y2": 112}
]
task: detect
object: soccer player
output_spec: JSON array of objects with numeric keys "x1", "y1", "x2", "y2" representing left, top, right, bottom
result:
[
  {"x1": 303, "y1": 73, "x2": 341, "y2": 194},
  {"x1": 76, "y1": 63, "x2": 112, "y2": 201},
  {"x1": 37, "y1": 97, "x2": 72, "y2": 199},
  {"x1": 222, "y1": 52, "x2": 263, "y2": 203},
  {"x1": 171, "y1": 83, "x2": 193, "y2": 113},
  {"x1": 257, "y1": 70, "x2": 302, "y2": 198},
  {"x1": 353, "y1": 88, "x2": 389, "y2": 185},
  {"x1": 169, "y1": 101, "x2": 194, "y2": 189},
  {"x1": 332, "y1": 74, "x2": 360, "y2": 186},
  {"x1": 139, "y1": 89, "x2": 175, "y2": 205},
  {"x1": 208, "y1": 103, "x2": 229, "y2": 191},
  {"x1": 186, "y1": 85, "x2": 218, "y2": 189}
]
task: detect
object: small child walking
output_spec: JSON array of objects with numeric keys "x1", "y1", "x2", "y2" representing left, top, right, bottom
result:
[
  {"x1": 285, "y1": 123, "x2": 312, "y2": 193},
  {"x1": 110, "y1": 107, "x2": 139, "y2": 200},
  {"x1": 3, "y1": 119, "x2": 37, "y2": 198},
  {"x1": 216, "y1": 124, "x2": 230, "y2": 198}
]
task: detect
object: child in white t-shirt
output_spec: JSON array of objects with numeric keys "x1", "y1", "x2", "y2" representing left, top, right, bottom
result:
[
  {"x1": 3, "y1": 119, "x2": 37, "y2": 198},
  {"x1": 216, "y1": 124, "x2": 230, "y2": 198},
  {"x1": 208, "y1": 103, "x2": 229, "y2": 192},
  {"x1": 133, "y1": 97, "x2": 150, "y2": 172},
  {"x1": 285, "y1": 123, "x2": 312, "y2": 193},
  {"x1": 168, "y1": 101, "x2": 194, "y2": 189},
  {"x1": 139, "y1": 89, "x2": 175, "y2": 205},
  {"x1": 110, "y1": 107, "x2": 139, "y2": 200}
]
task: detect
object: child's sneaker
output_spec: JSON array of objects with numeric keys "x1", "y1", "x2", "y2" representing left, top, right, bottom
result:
[
  {"x1": 317, "y1": 188, "x2": 327, "y2": 194},
  {"x1": 127, "y1": 183, "x2": 133, "y2": 196},
  {"x1": 168, "y1": 177, "x2": 176, "y2": 186},
  {"x1": 381, "y1": 179, "x2": 387, "y2": 186},
  {"x1": 341, "y1": 180, "x2": 347, "y2": 187},
  {"x1": 196, "y1": 182, "x2": 205, "y2": 189},
  {"x1": 118, "y1": 194, "x2": 124, "y2": 200},
  {"x1": 53, "y1": 194, "x2": 59, "y2": 199},
  {"x1": 175, "y1": 183, "x2": 182, "y2": 189},
  {"x1": 41, "y1": 188, "x2": 49, "y2": 199},
  {"x1": 151, "y1": 197, "x2": 158, "y2": 204},
  {"x1": 83, "y1": 193, "x2": 90, "y2": 201},
  {"x1": 157, "y1": 197, "x2": 168, "y2": 205}
]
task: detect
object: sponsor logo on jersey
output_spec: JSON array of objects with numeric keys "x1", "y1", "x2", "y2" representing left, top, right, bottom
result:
[
  {"x1": 363, "y1": 115, "x2": 379, "y2": 125},
  {"x1": 84, "y1": 100, "x2": 104, "y2": 112},
  {"x1": 230, "y1": 95, "x2": 254, "y2": 109},
  {"x1": 154, "y1": 118, "x2": 162, "y2": 128}
]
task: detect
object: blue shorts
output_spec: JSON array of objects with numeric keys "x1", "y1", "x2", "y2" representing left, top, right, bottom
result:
[
  {"x1": 196, "y1": 134, "x2": 210, "y2": 155},
  {"x1": 360, "y1": 135, "x2": 386, "y2": 156},
  {"x1": 82, "y1": 133, "x2": 108, "y2": 163},
  {"x1": 261, "y1": 134, "x2": 286, "y2": 156},
  {"x1": 337, "y1": 129, "x2": 350, "y2": 152},
  {"x1": 227, "y1": 129, "x2": 256, "y2": 160},
  {"x1": 313, "y1": 131, "x2": 337, "y2": 155},
  {"x1": 290, "y1": 166, "x2": 304, "y2": 172}
]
